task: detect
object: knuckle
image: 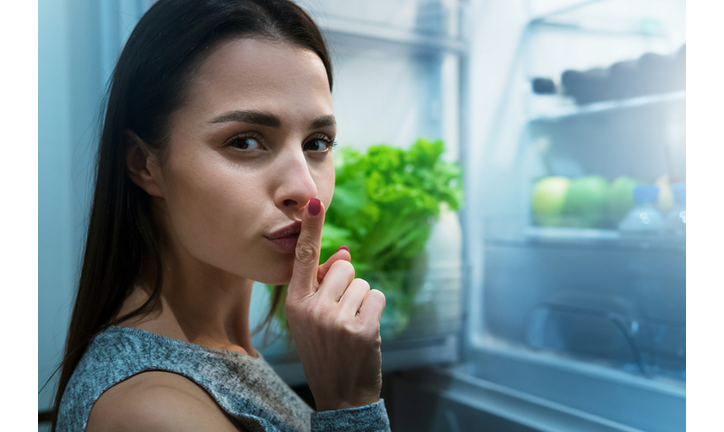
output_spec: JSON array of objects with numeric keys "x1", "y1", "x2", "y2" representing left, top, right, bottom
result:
[
  {"x1": 330, "y1": 260, "x2": 355, "y2": 279},
  {"x1": 338, "y1": 313, "x2": 378, "y2": 342},
  {"x1": 370, "y1": 289, "x2": 386, "y2": 307},
  {"x1": 360, "y1": 327, "x2": 380, "y2": 347},
  {"x1": 307, "y1": 300, "x2": 332, "y2": 324},
  {"x1": 354, "y1": 278, "x2": 371, "y2": 292},
  {"x1": 295, "y1": 243, "x2": 318, "y2": 265},
  {"x1": 342, "y1": 322, "x2": 366, "y2": 341},
  {"x1": 336, "y1": 316, "x2": 353, "y2": 332}
]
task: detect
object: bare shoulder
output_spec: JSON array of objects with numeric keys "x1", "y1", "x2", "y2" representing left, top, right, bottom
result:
[{"x1": 87, "y1": 371, "x2": 247, "y2": 432}]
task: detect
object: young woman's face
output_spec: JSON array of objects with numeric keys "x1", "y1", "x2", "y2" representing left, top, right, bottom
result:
[{"x1": 154, "y1": 38, "x2": 335, "y2": 285}]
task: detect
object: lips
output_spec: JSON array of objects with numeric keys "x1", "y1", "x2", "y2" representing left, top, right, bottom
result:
[{"x1": 265, "y1": 221, "x2": 302, "y2": 253}]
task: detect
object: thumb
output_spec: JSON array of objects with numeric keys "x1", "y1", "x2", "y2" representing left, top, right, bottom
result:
[{"x1": 287, "y1": 198, "x2": 325, "y2": 300}]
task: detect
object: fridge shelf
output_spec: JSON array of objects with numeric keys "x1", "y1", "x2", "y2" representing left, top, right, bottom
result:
[
  {"x1": 528, "y1": 90, "x2": 685, "y2": 124},
  {"x1": 527, "y1": 0, "x2": 685, "y2": 37},
  {"x1": 485, "y1": 219, "x2": 685, "y2": 253},
  {"x1": 525, "y1": 226, "x2": 685, "y2": 252}
]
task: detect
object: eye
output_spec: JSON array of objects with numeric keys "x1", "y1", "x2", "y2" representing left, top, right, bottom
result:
[
  {"x1": 303, "y1": 137, "x2": 336, "y2": 153},
  {"x1": 227, "y1": 134, "x2": 263, "y2": 151}
]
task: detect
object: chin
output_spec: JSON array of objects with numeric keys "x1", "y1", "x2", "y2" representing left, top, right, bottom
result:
[
  {"x1": 251, "y1": 260, "x2": 294, "y2": 286},
  {"x1": 257, "y1": 275, "x2": 292, "y2": 286}
]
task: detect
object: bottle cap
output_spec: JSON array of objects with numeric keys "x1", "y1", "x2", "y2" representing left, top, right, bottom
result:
[
  {"x1": 634, "y1": 185, "x2": 659, "y2": 204},
  {"x1": 672, "y1": 184, "x2": 686, "y2": 204}
]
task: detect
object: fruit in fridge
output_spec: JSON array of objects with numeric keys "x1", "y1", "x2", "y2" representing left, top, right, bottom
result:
[
  {"x1": 562, "y1": 175, "x2": 609, "y2": 228},
  {"x1": 531, "y1": 176, "x2": 570, "y2": 227},
  {"x1": 607, "y1": 176, "x2": 637, "y2": 224}
]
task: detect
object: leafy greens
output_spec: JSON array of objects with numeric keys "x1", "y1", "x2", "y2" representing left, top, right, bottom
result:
[{"x1": 269, "y1": 138, "x2": 463, "y2": 339}]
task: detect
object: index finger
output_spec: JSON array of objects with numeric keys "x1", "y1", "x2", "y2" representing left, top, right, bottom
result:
[{"x1": 288, "y1": 197, "x2": 325, "y2": 300}]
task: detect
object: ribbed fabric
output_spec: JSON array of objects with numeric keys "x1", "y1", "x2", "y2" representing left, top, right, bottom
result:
[{"x1": 57, "y1": 326, "x2": 391, "y2": 432}]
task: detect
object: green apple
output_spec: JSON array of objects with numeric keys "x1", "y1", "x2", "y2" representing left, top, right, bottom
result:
[
  {"x1": 531, "y1": 176, "x2": 570, "y2": 227},
  {"x1": 563, "y1": 175, "x2": 609, "y2": 228},
  {"x1": 607, "y1": 176, "x2": 637, "y2": 224}
]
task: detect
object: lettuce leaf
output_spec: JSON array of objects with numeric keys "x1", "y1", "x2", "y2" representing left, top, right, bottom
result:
[{"x1": 268, "y1": 138, "x2": 463, "y2": 340}]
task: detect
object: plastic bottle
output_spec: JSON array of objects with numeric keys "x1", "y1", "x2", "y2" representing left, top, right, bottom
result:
[
  {"x1": 409, "y1": 203, "x2": 463, "y2": 331},
  {"x1": 665, "y1": 184, "x2": 686, "y2": 236},
  {"x1": 618, "y1": 185, "x2": 664, "y2": 235}
]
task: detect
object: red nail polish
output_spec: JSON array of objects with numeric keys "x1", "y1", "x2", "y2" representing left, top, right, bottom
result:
[
  {"x1": 308, "y1": 198, "x2": 321, "y2": 216},
  {"x1": 337, "y1": 245, "x2": 350, "y2": 253}
]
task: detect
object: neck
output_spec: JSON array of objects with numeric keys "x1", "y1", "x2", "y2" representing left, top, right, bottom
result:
[{"x1": 118, "y1": 243, "x2": 258, "y2": 358}]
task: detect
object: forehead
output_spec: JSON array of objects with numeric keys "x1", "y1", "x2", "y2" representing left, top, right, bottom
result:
[{"x1": 182, "y1": 37, "x2": 332, "y2": 120}]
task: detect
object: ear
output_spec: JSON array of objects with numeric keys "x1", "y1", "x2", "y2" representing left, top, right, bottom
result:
[{"x1": 125, "y1": 131, "x2": 164, "y2": 198}]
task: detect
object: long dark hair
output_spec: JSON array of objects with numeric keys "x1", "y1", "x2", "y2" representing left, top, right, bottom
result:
[{"x1": 50, "y1": 0, "x2": 332, "y2": 429}]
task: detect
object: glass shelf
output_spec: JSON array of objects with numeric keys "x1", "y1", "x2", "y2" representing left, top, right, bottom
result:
[
  {"x1": 527, "y1": 0, "x2": 685, "y2": 37},
  {"x1": 485, "y1": 218, "x2": 686, "y2": 253},
  {"x1": 529, "y1": 90, "x2": 685, "y2": 123}
]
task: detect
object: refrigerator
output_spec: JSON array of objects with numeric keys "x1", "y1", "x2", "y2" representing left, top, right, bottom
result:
[{"x1": 38, "y1": 0, "x2": 686, "y2": 431}]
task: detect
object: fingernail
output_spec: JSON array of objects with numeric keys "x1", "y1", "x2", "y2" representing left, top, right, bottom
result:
[
  {"x1": 336, "y1": 245, "x2": 350, "y2": 253},
  {"x1": 308, "y1": 198, "x2": 321, "y2": 216}
]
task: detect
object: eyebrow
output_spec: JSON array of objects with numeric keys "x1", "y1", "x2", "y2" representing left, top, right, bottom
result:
[
  {"x1": 210, "y1": 110, "x2": 281, "y2": 127},
  {"x1": 210, "y1": 110, "x2": 336, "y2": 130},
  {"x1": 309, "y1": 114, "x2": 336, "y2": 129}
]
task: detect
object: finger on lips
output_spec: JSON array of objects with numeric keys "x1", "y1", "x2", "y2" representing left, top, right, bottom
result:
[{"x1": 288, "y1": 198, "x2": 325, "y2": 299}]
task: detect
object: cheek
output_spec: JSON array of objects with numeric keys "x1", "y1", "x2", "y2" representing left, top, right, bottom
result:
[
  {"x1": 159, "y1": 156, "x2": 296, "y2": 285},
  {"x1": 161, "y1": 157, "x2": 263, "y2": 267}
]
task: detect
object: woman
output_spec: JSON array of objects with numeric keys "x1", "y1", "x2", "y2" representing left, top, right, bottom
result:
[{"x1": 52, "y1": 1, "x2": 389, "y2": 431}]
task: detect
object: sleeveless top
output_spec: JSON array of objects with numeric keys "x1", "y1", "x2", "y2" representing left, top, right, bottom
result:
[{"x1": 56, "y1": 326, "x2": 391, "y2": 432}]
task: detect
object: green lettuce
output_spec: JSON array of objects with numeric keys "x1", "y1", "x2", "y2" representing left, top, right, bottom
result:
[{"x1": 268, "y1": 138, "x2": 463, "y2": 339}]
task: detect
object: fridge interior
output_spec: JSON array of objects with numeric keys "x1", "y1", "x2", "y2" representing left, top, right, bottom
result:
[
  {"x1": 448, "y1": 0, "x2": 686, "y2": 430},
  {"x1": 39, "y1": 1, "x2": 686, "y2": 430},
  {"x1": 253, "y1": 2, "x2": 687, "y2": 429}
]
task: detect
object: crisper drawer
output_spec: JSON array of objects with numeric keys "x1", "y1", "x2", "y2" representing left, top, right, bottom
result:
[
  {"x1": 390, "y1": 364, "x2": 661, "y2": 432},
  {"x1": 482, "y1": 241, "x2": 685, "y2": 381}
]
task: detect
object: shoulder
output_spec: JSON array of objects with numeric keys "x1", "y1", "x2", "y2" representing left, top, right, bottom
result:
[{"x1": 87, "y1": 371, "x2": 247, "y2": 432}]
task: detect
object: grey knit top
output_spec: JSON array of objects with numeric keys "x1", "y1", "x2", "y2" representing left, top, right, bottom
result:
[{"x1": 57, "y1": 326, "x2": 391, "y2": 432}]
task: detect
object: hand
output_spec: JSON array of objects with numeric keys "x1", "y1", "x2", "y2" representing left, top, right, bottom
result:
[{"x1": 285, "y1": 197, "x2": 386, "y2": 412}]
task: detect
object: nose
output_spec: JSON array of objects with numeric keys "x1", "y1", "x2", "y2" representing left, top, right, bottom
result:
[{"x1": 273, "y1": 148, "x2": 318, "y2": 213}]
